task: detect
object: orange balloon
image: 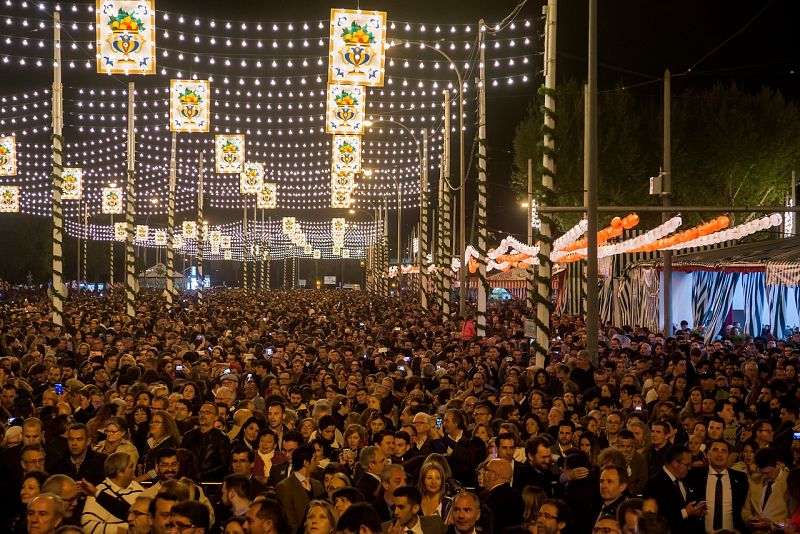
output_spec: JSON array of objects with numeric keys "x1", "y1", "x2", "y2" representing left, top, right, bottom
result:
[
  {"x1": 718, "y1": 215, "x2": 729, "y2": 229},
  {"x1": 611, "y1": 216, "x2": 623, "y2": 229}
]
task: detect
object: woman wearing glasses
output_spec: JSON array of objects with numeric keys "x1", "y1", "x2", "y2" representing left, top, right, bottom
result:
[{"x1": 94, "y1": 416, "x2": 139, "y2": 467}]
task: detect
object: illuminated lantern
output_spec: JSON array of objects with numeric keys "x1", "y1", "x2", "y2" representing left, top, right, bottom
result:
[
  {"x1": 96, "y1": 0, "x2": 156, "y2": 75},
  {"x1": 0, "y1": 136, "x2": 17, "y2": 176},
  {"x1": 329, "y1": 8, "x2": 387, "y2": 86},
  {"x1": 101, "y1": 187, "x2": 124, "y2": 214},
  {"x1": 62, "y1": 168, "x2": 83, "y2": 200},
  {"x1": 215, "y1": 134, "x2": 246, "y2": 174},
  {"x1": 0, "y1": 185, "x2": 20, "y2": 212},
  {"x1": 169, "y1": 79, "x2": 211, "y2": 132}
]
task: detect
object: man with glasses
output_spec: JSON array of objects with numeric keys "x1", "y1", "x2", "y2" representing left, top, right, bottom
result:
[
  {"x1": 181, "y1": 401, "x2": 231, "y2": 482},
  {"x1": 533, "y1": 498, "x2": 570, "y2": 534},
  {"x1": 166, "y1": 500, "x2": 209, "y2": 534},
  {"x1": 643, "y1": 445, "x2": 705, "y2": 534},
  {"x1": 21, "y1": 444, "x2": 47, "y2": 474},
  {"x1": 411, "y1": 412, "x2": 433, "y2": 456},
  {"x1": 127, "y1": 495, "x2": 153, "y2": 534},
  {"x1": 593, "y1": 515, "x2": 621, "y2": 534},
  {"x1": 742, "y1": 447, "x2": 790, "y2": 531}
]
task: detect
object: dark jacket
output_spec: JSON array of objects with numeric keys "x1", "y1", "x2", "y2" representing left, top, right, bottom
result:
[
  {"x1": 643, "y1": 469, "x2": 704, "y2": 534},
  {"x1": 482, "y1": 483, "x2": 524, "y2": 534},
  {"x1": 52, "y1": 449, "x2": 107, "y2": 485},
  {"x1": 267, "y1": 462, "x2": 291, "y2": 487},
  {"x1": 686, "y1": 467, "x2": 750, "y2": 534},
  {"x1": 560, "y1": 473, "x2": 602, "y2": 534},
  {"x1": 181, "y1": 427, "x2": 231, "y2": 482}
]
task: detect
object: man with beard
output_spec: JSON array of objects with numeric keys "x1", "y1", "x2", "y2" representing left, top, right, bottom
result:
[
  {"x1": 181, "y1": 401, "x2": 231, "y2": 482},
  {"x1": 532, "y1": 499, "x2": 570, "y2": 534},
  {"x1": 52, "y1": 423, "x2": 106, "y2": 485},
  {"x1": 141, "y1": 448, "x2": 215, "y2": 525},
  {"x1": 382, "y1": 486, "x2": 445, "y2": 534}
]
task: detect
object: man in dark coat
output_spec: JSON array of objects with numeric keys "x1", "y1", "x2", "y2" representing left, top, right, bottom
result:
[
  {"x1": 643, "y1": 445, "x2": 705, "y2": 534},
  {"x1": 52, "y1": 423, "x2": 106, "y2": 485},
  {"x1": 181, "y1": 401, "x2": 231, "y2": 482},
  {"x1": 481, "y1": 459, "x2": 524, "y2": 534}
]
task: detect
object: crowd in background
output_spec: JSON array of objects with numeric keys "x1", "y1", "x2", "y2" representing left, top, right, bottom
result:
[{"x1": 0, "y1": 287, "x2": 800, "y2": 534}]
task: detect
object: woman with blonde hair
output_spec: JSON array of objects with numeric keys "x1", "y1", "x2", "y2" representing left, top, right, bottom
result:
[
  {"x1": 418, "y1": 459, "x2": 453, "y2": 520},
  {"x1": 304, "y1": 499, "x2": 338, "y2": 534}
]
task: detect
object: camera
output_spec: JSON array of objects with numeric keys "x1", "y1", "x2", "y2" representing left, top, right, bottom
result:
[
  {"x1": 223, "y1": 368, "x2": 232, "y2": 375},
  {"x1": 793, "y1": 431, "x2": 800, "y2": 441}
]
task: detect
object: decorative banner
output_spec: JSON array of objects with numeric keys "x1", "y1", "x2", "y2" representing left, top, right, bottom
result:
[
  {"x1": 331, "y1": 171, "x2": 357, "y2": 191},
  {"x1": 313, "y1": 249, "x2": 321, "y2": 260},
  {"x1": 215, "y1": 134, "x2": 246, "y2": 174},
  {"x1": 326, "y1": 83, "x2": 366, "y2": 134},
  {"x1": 173, "y1": 234, "x2": 183, "y2": 249},
  {"x1": 114, "y1": 222, "x2": 126, "y2": 241},
  {"x1": 169, "y1": 79, "x2": 211, "y2": 132},
  {"x1": 331, "y1": 134, "x2": 362, "y2": 174},
  {"x1": 240, "y1": 161, "x2": 265, "y2": 194},
  {"x1": 154, "y1": 230, "x2": 167, "y2": 245},
  {"x1": 95, "y1": 0, "x2": 156, "y2": 75},
  {"x1": 342, "y1": 248, "x2": 350, "y2": 259},
  {"x1": 304, "y1": 244, "x2": 312, "y2": 255},
  {"x1": 209, "y1": 230, "x2": 221, "y2": 244},
  {"x1": 135, "y1": 225, "x2": 149, "y2": 242},
  {"x1": 182, "y1": 220, "x2": 197, "y2": 239},
  {"x1": 0, "y1": 136, "x2": 17, "y2": 176},
  {"x1": 211, "y1": 243, "x2": 220, "y2": 255},
  {"x1": 331, "y1": 188, "x2": 354, "y2": 208},
  {"x1": 0, "y1": 185, "x2": 19, "y2": 212},
  {"x1": 223, "y1": 250, "x2": 232, "y2": 260},
  {"x1": 257, "y1": 182, "x2": 277, "y2": 209},
  {"x1": 101, "y1": 187, "x2": 124, "y2": 214},
  {"x1": 282, "y1": 216, "x2": 296, "y2": 234},
  {"x1": 329, "y1": 9, "x2": 387, "y2": 86},
  {"x1": 202, "y1": 221, "x2": 209, "y2": 237},
  {"x1": 333, "y1": 244, "x2": 341, "y2": 255},
  {"x1": 62, "y1": 167, "x2": 83, "y2": 200},
  {"x1": 221, "y1": 235, "x2": 231, "y2": 248}
]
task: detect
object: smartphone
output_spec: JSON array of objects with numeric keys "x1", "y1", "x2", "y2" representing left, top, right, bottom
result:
[
  {"x1": 265, "y1": 348, "x2": 273, "y2": 356},
  {"x1": 175, "y1": 365, "x2": 184, "y2": 372},
  {"x1": 196, "y1": 335, "x2": 203, "y2": 341},
  {"x1": 398, "y1": 365, "x2": 406, "y2": 372},
  {"x1": 793, "y1": 431, "x2": 800, "y2": 441},
  {"x1": 435, "y1": 417, "x2": 443, "y2": 429},
  {"x1": 7, "y1": 418, "x2": 14, "y2": 425},
  {"x1": 634, "y1": 406, "x2": 643, "y2": 412},
  {"x1": 247, "y1": 373, "x2": 253, "y2": 381},
  {"x1": 359, "y1": 322, "x2": 365, "y2": 327},
  {"x1": 54, "y1": 383, "x2": 63, "y2": 395},
  {"x1": 404, "y1": 356, "x2": 411, "y2": 363},
  {"x1": 223, "y1": 368, "x2": 232, "y2": 375}
]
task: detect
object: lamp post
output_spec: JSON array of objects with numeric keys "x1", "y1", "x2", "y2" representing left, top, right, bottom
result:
[
  {"x1": 393, "y1": 40, "x2": 466, "y2": 316},
  {"x1": 349, "y1": 208, "x2": 379, "y2": 294}
]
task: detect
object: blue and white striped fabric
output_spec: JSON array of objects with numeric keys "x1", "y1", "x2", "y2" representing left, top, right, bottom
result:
[
  {"x1": 692, "y1": 271, "x2": 740, "y2": 343},
  {"x1": 742, "y1": 272, "x2": 766, "y2": 338},
  {"x1": 767, "y1": 284, "x2": 788, "y2": 339},
  {"x1": 599, "y1": 277, "x2": 614, "y2": 325}
]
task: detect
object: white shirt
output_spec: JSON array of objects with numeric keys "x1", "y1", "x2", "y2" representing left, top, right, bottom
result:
[
  {"x1": 705, "y1": 469, "x2": 733, "y2": 532},
  {"x1": 404, "y1": 517, "x2": 424, "y2": 534}
]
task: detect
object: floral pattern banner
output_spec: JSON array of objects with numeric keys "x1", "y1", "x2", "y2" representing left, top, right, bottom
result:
[
  {"x1": 135, "y1": 225, "x2": 149, "y2": 242},
  {"x1": 331, "y1": 134, "x2": 362, "y2": 174},
  {"x1": 0, "y1": 135, "x2": 17, "y2": 176},
  {"x1": 223, "y1": 250, "x2": 232, "y2": 260},
  {"x1": 101, "y1": 187, "x2": 124, "y2": 214},
  {"x1": 326, "y1": 83, "x2": 366, "y2": 135},
  {"x1": 221, "y1": 235, "x2": 231, "y2": 249},
  {"x1": 62, "y1": 167, "x2": 83, "y2": 200},
  {"x1": 114, "y1": 222, "x2": 126, "y2": 241},
  {"x1": 0, "y1": 185, "x2": 19, "y2": 212},
  {"x1": 96, "y1": 0, "x2": 156, "y2": 75},
  {"x1": 257, "y1": 182, "x2": 277, "y2": 209},
  {"x1": 240, "y1": 161, "x2": 265, "y2": 194},
  {"x1": 154, "y1": 230, "x2": 167, "y2": 245},
  {"x1": 215, "y1": 134, "x2": 245, "y2": 174},
  {"x1": 182, "y1": 221, "x2": 197, "y2": 239},
  {"x1": 331, "y1": 187, "x2": 354, "y2": 208},
  {"x1": 329, "y1": 8, "x2": 386, "y2": 87},
  {"x1": 209, "y1": 230, "x2": 221, "y2": 244},
  {"x1": 173, "y1": 234, "x2": 183, "y2": 249},
  {"x1": 313, "y1": 249, "x2": 321, "y2": 260},
  {"x1": 170, "y1": 79, "x2": 211, "y2": 132}
]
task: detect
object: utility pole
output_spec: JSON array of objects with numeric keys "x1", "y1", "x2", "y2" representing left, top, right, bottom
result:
[
  {"x1": 51, "y1": 11, "x2": 64, "y2": 326},
  {"x1": 242, "y1": 196, "x2": 248, "y2": 291},
  {"x1": 125, "y1": 82, "x2": 136, "y2": 320},
  {"x1": 109, "y1": 214, "x2": 114, "y2": 287},
  {"x1": 586, "y1": 0, "x2": 600, "y2": 363},
  {"x1": 476, "y1": 19, "x2": 488, "y2": 336},
  {"x1": 662, "y1": 70, "x2": 673, "y2": 337},
  {"x1": 442, "y1": 89, "x2": 453, "y2": 316},
  {"x1": 527, "y1": 159, "x2": 534, "y2": 310}
]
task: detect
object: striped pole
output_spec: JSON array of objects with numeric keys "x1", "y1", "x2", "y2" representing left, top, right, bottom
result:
[
  {"x1": 476, "y1": 26, "x2": 488, "y2": 336},
  {"x1": 419, "y1": 129, "x2": 429, "y2": 310},
  {"x1": 109, "y1": 214, "x2": 114, "y2": 287},
  {"x1": 282, "y1": 256, "x2": 287, "y2": 289},
  {"x1": 165, "y1": 131, "x2": 177, "y2": 305},
  {"x1": 441, "y1": 90, "x2": 452, "y2": 316},
  {"x1": 196, "y1": 153, "x2": 204, "y2": 304},
  {"x1": 242, "y1": 197, "x2": 248, "y2": 292},
  {"x1": 51, "y1": 12, "x2": 65, "y2": 326},
  {"x1": 258, "y1": 208, "x2": 264, "y2": 290},
  {"x1": 82, "y1": 202, "x2": 88, "y2": 288},
  {"x1": 266, "y1": 216, "x2": 271, "y2": 290},
  {"x1": 124, "y1": 82, "x2": 136, "y2": 319}
]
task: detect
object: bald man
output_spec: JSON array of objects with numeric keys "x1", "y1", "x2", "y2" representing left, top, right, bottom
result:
[{"x1": 481, "y1": 459, "x2": 524, "y2": 534}]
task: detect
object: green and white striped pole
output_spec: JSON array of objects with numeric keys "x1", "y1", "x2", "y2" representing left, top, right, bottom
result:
[
  {"x1": 165, "y1": 131, "x2": 177, "y2": 305},
  {"x1": 196, "y1": 153, "x2": 205, "y2": 304},
  {"x1": 51, "y1": 11, "x2": 65, "y2": 326},
  {"x1": 124, "y1": 82, "x2": 136, "y2": 320}
]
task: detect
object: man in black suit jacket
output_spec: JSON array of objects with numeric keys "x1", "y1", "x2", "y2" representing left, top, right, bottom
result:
[
  {"x1": 643, "y1": 445, "x2": 705, "y2": 534},
  {"x1": 382, "y1": 486, "x2": 446, "y2": 534},
  {"x1": 266, "y1": 430, "x2": 303, "y2": 487},
  {"x1": 687, "y1": 439, "x2": 749, "y2": 534},
  {"x1": 481, "y1": 459, "x2": 524, "y2": 534},
  {"x1": 52, "y1": 423, "x2": 106, "y2": 485},
  {"x1": 355, "y1": 446, "x2": 386, "y2": 501}
]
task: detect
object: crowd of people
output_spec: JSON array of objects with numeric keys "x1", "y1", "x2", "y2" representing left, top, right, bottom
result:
[{"x1": 0, "y1": 287, "x2": 799, "y2": 534}]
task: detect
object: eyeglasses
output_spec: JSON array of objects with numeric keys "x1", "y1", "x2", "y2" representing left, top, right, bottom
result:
[
  {"x1": 165, "y1": 522, "x2": 196, "y2": 532},
  {"x1": 538, "y1": 512, "x2": 558, "y2": 521},
  {"x1": 22, "y1": 457, "x2": 45, "y2": 465},
  {"x1": 593, "y1": 528, "x2": 620, "y2": 534}
]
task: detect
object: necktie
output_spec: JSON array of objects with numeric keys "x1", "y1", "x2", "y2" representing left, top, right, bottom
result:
[
  {"x1": 713, "y1": 473, "x2": 724, "y2": 530},
  {"x1": 762, "y1": 480, "x2": 773, "y2": 510}
]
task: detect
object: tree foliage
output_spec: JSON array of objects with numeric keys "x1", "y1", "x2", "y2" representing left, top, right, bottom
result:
[{"x1": 512, "y1": 81, "x2": 800, "y2": 230}]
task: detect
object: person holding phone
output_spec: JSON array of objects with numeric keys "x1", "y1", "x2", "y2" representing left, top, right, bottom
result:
[{"x1": 643, "y1": 445, "x2": 706, "y2": 534}]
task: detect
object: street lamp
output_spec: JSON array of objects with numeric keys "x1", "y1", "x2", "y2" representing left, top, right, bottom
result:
[
  {"x1": 389, "y1": 39, "x2": 466, "y2": 316},
  {"x1": 349, "y1": 207, "x2": 379, "y2": 293}
]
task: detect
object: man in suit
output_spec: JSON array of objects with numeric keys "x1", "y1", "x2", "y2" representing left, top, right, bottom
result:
[
  {"x1": 266, "y1": 430, "x2": 302, "y2": 487},
  {"x1": 481, "y1": 459, "x2": 524, "y2": 534},
  {"x1": 742, "y1": 447, "x2": 791, "y2": 532},
  {"x1": 52, "y1": 423, "x2": 106, "y2": 485},
  {"x1": 274, "y1": 443, "x2": 326, "y2": 533},
  {"x1": 382, "y1": 486, "x2": 446, "y2": 534},
  {"x1": 643, "y1": 445, "x2": 705, "y2": 534},
  {"x1": 514, "y1": 436, "x2": 558, "y2": 496},
  {"x1": 356, "y1": 446, "x2": 387, "y2": 501},
  {"x1": 687, "y1": 439, "x2": 749, "y2": 533},
  {"x1": 229, "y1": 448, "x2": 269, "y2": 499},
  {"x1": 374, "y1": 464, "x2": 407, "y2": 522}
]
